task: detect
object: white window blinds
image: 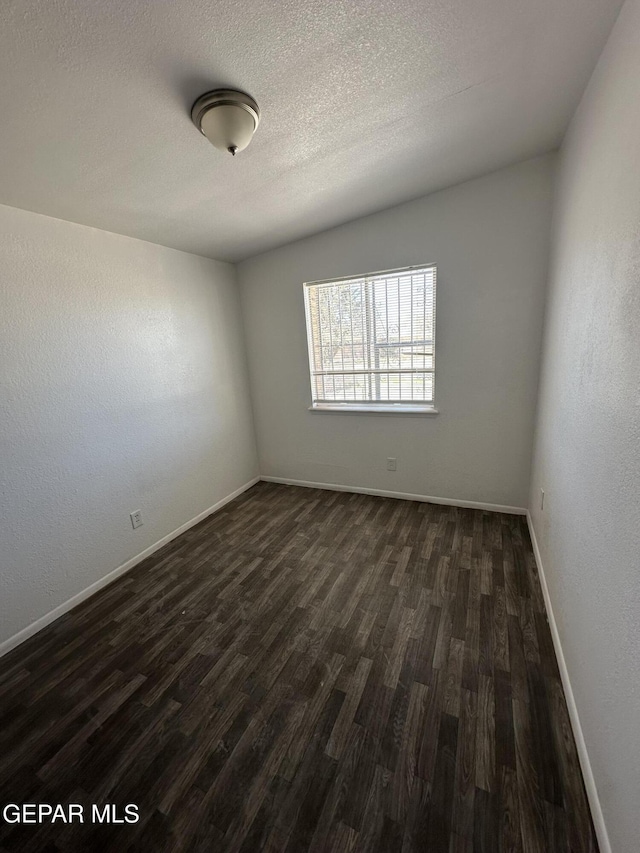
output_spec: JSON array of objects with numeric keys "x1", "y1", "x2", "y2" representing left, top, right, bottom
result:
[{"x1": 304, "y1": 265, "x2": 436, "y2": 408}]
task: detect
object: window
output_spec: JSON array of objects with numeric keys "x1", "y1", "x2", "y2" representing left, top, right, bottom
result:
[{"x1": 304, "y1": 264, "x2": 437, "y2": 412}]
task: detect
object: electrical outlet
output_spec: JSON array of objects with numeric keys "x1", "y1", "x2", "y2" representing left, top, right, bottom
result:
[
  {"x1": 130, "y1": 510, "x2": 143, "y2": 529},
  {"x1": 387, "y1": 457, "x2": 397, "y2": 471},
  {"x1": 540, "y1": 489, "x2": 545, "y2": 511}
]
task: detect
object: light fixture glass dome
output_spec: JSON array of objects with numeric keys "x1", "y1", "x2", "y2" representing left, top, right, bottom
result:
[{"x1": 192, "y1": 89, "x2": 260, "y2": 156}]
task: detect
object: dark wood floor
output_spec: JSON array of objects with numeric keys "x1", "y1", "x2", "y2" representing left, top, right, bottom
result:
[{"x1": 0, "y1": 482, "x2": 597, "y2": 852}]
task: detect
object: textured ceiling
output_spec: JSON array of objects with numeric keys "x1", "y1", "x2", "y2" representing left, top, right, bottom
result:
[{"x1": 0, "y1": 0, "x2": 623, "y2": 262}]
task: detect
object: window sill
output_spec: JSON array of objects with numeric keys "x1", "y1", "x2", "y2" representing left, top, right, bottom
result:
[{"x1": 308, "y1": 404, "x2": 439, "y2": 416}]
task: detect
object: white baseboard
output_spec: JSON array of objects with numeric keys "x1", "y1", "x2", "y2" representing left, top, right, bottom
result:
[
  {"x1": 526, "y1": 512, "x2": 610, "y2": 853},
  {"x1": 261, "y1": 476, "x2": 526, "y2": 515},
  {"x1": 0, "y1": 476, "x2": 260, "y2": 660}
]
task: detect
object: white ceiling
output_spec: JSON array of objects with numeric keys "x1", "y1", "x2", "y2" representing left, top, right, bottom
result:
[{"x1": 0, "y1": 0, "x2": 623, "y2": 262}]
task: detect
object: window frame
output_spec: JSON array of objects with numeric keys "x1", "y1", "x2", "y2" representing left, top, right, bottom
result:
[{"x1": 303, "y1": 264, "x2": 438, "y2": 415}]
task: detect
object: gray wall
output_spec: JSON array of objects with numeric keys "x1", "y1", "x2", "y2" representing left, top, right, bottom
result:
[
  {"x1": 0, "y1": 203, "x2": 258, "y2": 649},
  {"x1": 239, "y1": 155, "x2": 554, "y2": 509},
  {"x1": 529, "y1": 1, "x2": 640, "y2": 849}
]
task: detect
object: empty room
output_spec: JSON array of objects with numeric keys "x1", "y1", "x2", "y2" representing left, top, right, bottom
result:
[{"x1": 1, "y1": 0, "x2": 638, "y2": 851}]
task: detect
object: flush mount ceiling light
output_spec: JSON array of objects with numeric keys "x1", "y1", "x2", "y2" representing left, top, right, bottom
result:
[{"x1": 191, "y1": 89, "x2": 260, "y2": 156}]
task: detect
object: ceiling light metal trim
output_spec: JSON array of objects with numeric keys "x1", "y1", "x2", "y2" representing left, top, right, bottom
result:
[{"x1": 191, "y1": 89, "x2": 260, "y2": 132}]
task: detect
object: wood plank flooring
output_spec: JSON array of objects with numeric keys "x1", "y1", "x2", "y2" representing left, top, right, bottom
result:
[{"x1": 0, "y1": 482, "x2": 598, "y2": 852}]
